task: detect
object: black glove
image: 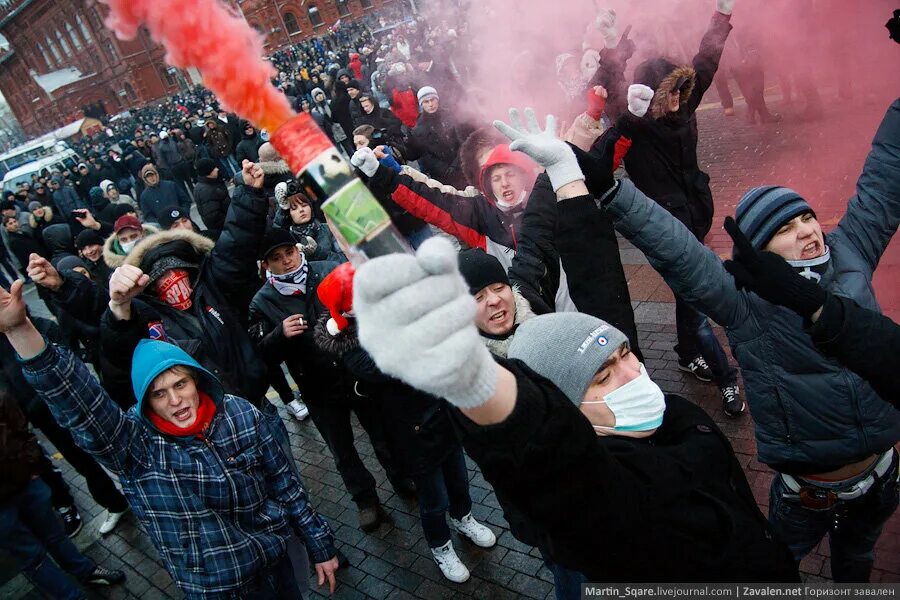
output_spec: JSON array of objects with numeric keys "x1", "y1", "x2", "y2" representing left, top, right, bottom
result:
[
  {"x1": 723, "y1": 217, "x2": 827, "y2": 318},
  {"x1": 567, "y1": 131, "x2": 617, "y2": 203},
  {"x1": 887, "y1": 9, "x2": 900, "y2": 44}
]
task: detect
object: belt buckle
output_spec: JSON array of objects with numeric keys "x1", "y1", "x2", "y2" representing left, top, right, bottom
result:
[{"x1": 799, "y1": 486, "x2": 839, "y2": 510}]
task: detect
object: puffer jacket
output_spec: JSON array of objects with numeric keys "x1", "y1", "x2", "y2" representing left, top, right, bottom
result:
[
  {"x1": 100, "y1": 186, "x2": 270, "y2": 406},
  {"x1": 193, "y1": 177, "x2": 231, "y2": 238},
  {"x1": 595, "y1": 99, "x2": 900, "y2": 474},
  {"x1": 21, "y1": 340, "x2": 335, "y2": 598}
]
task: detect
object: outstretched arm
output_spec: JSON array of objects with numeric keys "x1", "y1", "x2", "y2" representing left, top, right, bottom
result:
[
  {"x1": 832, "y1": 99, "x2": 900, "y2": 274},
  {"x1": 352, "y1": 237, "x2": 517, "y2": 425},
  {"x1": 1, "y1": 281, "x2": 138, "y2": 475},
  {"x1": 805, "y1": 294, "x2": 900, "y2": 405},
  {"x1": 208, "y1": 161, "x2": 269, "y2": 289},
  {"x1": 685, "y1": 4, "x2": 734, "y2": 115},
  {"x1": 353, "y1": 147, "x2": 503, "y2": 250}
]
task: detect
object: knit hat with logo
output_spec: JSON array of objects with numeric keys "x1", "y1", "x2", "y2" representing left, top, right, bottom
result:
[{"x1": 508, "y1": 312, "x2": 629, "y2": 406}]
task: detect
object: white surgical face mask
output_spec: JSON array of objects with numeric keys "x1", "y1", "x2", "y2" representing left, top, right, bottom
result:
[
  {"x1": 582, "y1": 364, "x2": 666, "y2": 433},
  {"x1": 120, "y1": 239, "x2": 138, "y2": 253},
  {"x1": 495, "y1": 190, "x2": 527, "y2": 211}
]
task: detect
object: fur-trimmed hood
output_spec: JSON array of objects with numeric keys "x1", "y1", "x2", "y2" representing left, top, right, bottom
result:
[
  {"x1": 314, "y1": 314, "x2": 360, "y2": 358},
  {"x1": 102, "y1": 224, "x2": 159, "y2": 269},
  {"x1": 123, "y1": 228, "x2": 215, "y2": 271},
  {"x1": 634, "y1": 58, "x2": 696, "y2": 120},
  {"x1": 27, "y1": 206, "x2": 54, "y2": 229},
  {"x1": 480, "y1": 287, "x2": 536, "y2": 359}
]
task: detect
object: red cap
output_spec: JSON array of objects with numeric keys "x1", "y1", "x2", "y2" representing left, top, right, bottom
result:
[
  {"x1": 113, "y1": 214, "x2": 142, "y2": 233},
  {"x1": 316, "y1": 262, "x2": 356, "y2": 335},
  {"x1": 477, "y1": 144, "x2": 537, "y2": 204}
]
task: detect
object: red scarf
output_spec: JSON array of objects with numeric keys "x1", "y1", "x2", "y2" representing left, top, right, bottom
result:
[{"x1": 147, "y1": 391, "x2": 217, "y2": 437}]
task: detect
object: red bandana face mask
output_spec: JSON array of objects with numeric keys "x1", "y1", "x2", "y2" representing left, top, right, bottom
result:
[{"x1": 156, "y1": 269, "x2": 193, "y2": 310}]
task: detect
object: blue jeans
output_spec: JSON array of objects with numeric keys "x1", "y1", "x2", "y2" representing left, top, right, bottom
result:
[
  {"x1": 413, "y1": 446, "x2": 472, "y2": 548},
  {"x1": 674, "y1": 296, "x2": 737, "y2": 387},
  {"x1": 768, "y1": 450, "x2": 899, "y2": 582},
  {"x1": 0, "y1": 478, "x2": 95, "y2": 600}
]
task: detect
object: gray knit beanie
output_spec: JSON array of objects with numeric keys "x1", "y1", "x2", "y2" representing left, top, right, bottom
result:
[{"x1": 508, "y1": 312, "x2": 629, "y2": 406}]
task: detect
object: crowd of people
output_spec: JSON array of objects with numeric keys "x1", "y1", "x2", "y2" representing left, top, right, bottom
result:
[{"x1": 0, "y1": 2, "x2": 898, "y2": 599}]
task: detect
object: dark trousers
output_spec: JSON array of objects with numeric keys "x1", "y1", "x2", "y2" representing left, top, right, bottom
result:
[
  {"x1": 267, "y1": 359, "x2": 295, "y2": 404},
  {"x1": 305, "y1": 391, "x2": 402, "y2": 507},
  {"x1": 769, "y1": 450, "x2": 899, "y2": 582},
  {"x1": 674, "y1": 296, "x2": 737, "y2": 388},
  {"x1": 0, "y1": 479, "x2": 95, "y2": 600},
  {"x1": 28, "y1": 401, "x2": 129, "y2": 513},
  {"x1": 539, "y1": 547, "x2": 588, "y2": 600},
  {"x1": 413, "y1": 446, "x2": 472, "y2": 548},
  {"x1": 243, "y1": 554, "x2": 302, "y2": 599}
]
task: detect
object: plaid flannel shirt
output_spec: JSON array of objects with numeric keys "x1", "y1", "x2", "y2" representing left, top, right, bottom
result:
[{"x1": 21, "y1": 343, "x2": 335, "y2": 599}]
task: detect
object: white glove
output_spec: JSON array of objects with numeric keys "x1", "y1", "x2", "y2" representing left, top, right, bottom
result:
[
  {"x1": 627, "y1": 84, "x2": 654, "y2": 118},
  {"x1": 716, "y1": 0, "x2": 734, "y2": 15},
  {"x1": 492, "y1": 108, "x2": 585, "y2": 192},
  {"x1": 580, "y1": 49, "x2": 601, "y2": 81},
  {"x1": 596, "y1": 8, "x2": 619, "y2": 48},
  {"x1": 353, "y1": 237, "x2": 498, "y2": 409},
  {"x1": 350, "y1": 147, "x2": 379, "y2": 177}
]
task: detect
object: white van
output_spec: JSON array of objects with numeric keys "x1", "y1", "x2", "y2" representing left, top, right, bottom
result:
[{"x1": 2, "y1": 148, "x2": 80, "y2": 194}]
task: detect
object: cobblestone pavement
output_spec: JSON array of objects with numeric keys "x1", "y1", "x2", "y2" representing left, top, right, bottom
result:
[{"x1": 2, "y1": 94, "x2": 897, "y2": 598}]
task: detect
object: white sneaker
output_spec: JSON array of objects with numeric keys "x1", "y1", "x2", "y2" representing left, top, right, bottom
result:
[
  {"x1": 98, "y1": 508, "x2": 128, "y2": 535},
  {"x1": 449, "y1": 513, "x2": 497, "y2": 548},
  {"x1": 431, "y1": 540, "x2": 470, "y2": 583},
  {"x1": 286, "y1": 399, "x2": 309, "y2": 421}
]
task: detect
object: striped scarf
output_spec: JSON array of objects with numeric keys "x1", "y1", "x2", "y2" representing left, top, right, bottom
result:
[{"x1": 267, "y1": 254, "x2": 309, "y2": 296}]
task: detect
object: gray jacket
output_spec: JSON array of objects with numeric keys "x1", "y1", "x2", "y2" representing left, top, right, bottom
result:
[{"x1": 600, "y1": 99, "x2": 900, "y2": 475}]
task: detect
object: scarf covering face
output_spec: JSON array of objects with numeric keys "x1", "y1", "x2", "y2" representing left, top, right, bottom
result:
[
  {"x1": 786, "y1": 245, "x2": 831, "y2": 283},
  {"x1": 156, "y1": 269, "x2": 193, "y2": 310},
  {"x1": 268, "y1": 252, "x2": 309, "y2": 296}
]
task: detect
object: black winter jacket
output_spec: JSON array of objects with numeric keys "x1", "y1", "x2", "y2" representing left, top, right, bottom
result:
[
  {"x1": 5, "y1": 230, "x2": 48, "y2": 267},
  {"x1": 247, "y1": 261, "x2": 344, "y2": 401},
  {"x1": 100, "y1": 186, "x2": 270, "y2": 406},
  {"x1": 0, "y1": 384, "x2": 48, "y2": 502},
  {"x1": 406, "y1": 111, "x2": 471, "y2": 189},
  {"x1": 235, "y1": 133, "x2": 262, "y2": 166},
  {"x1": 451, "y1": 359, "x2": 799, "y2": 582},
  {"x1": 315, "y1": 318, "x2": 458, "y2": 478},
  {"x1": 610, "y1": 11, "x2": 731, "y2": 240},
  {"x1": 806, "y1": 293, "x2": 900, "y2": 405},
  {"x1": 193, "y1": 176, "x2": 231, "y2": 237}
]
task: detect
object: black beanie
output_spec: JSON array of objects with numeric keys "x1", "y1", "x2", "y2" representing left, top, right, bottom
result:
[
  {"x1": 113, "y1": 203, "x2": 135, "y2": 220},
  {"x1": 197, "y1": 158, "x2": 217, "y2": 177},
  {"x1": 74, "y1": 229, "x2": 104, "y2": 250},
  {"x1": 458, "y1": 249, "x2": 510, "y2": 295}
]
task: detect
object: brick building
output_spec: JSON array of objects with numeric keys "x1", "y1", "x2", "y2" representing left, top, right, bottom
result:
[
  {"x1": 235, "y1": 0, "x2": 392, "y2": 51},
  {"x1": 0, "y1": 0, "x2": 393, "y2": 137}
]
